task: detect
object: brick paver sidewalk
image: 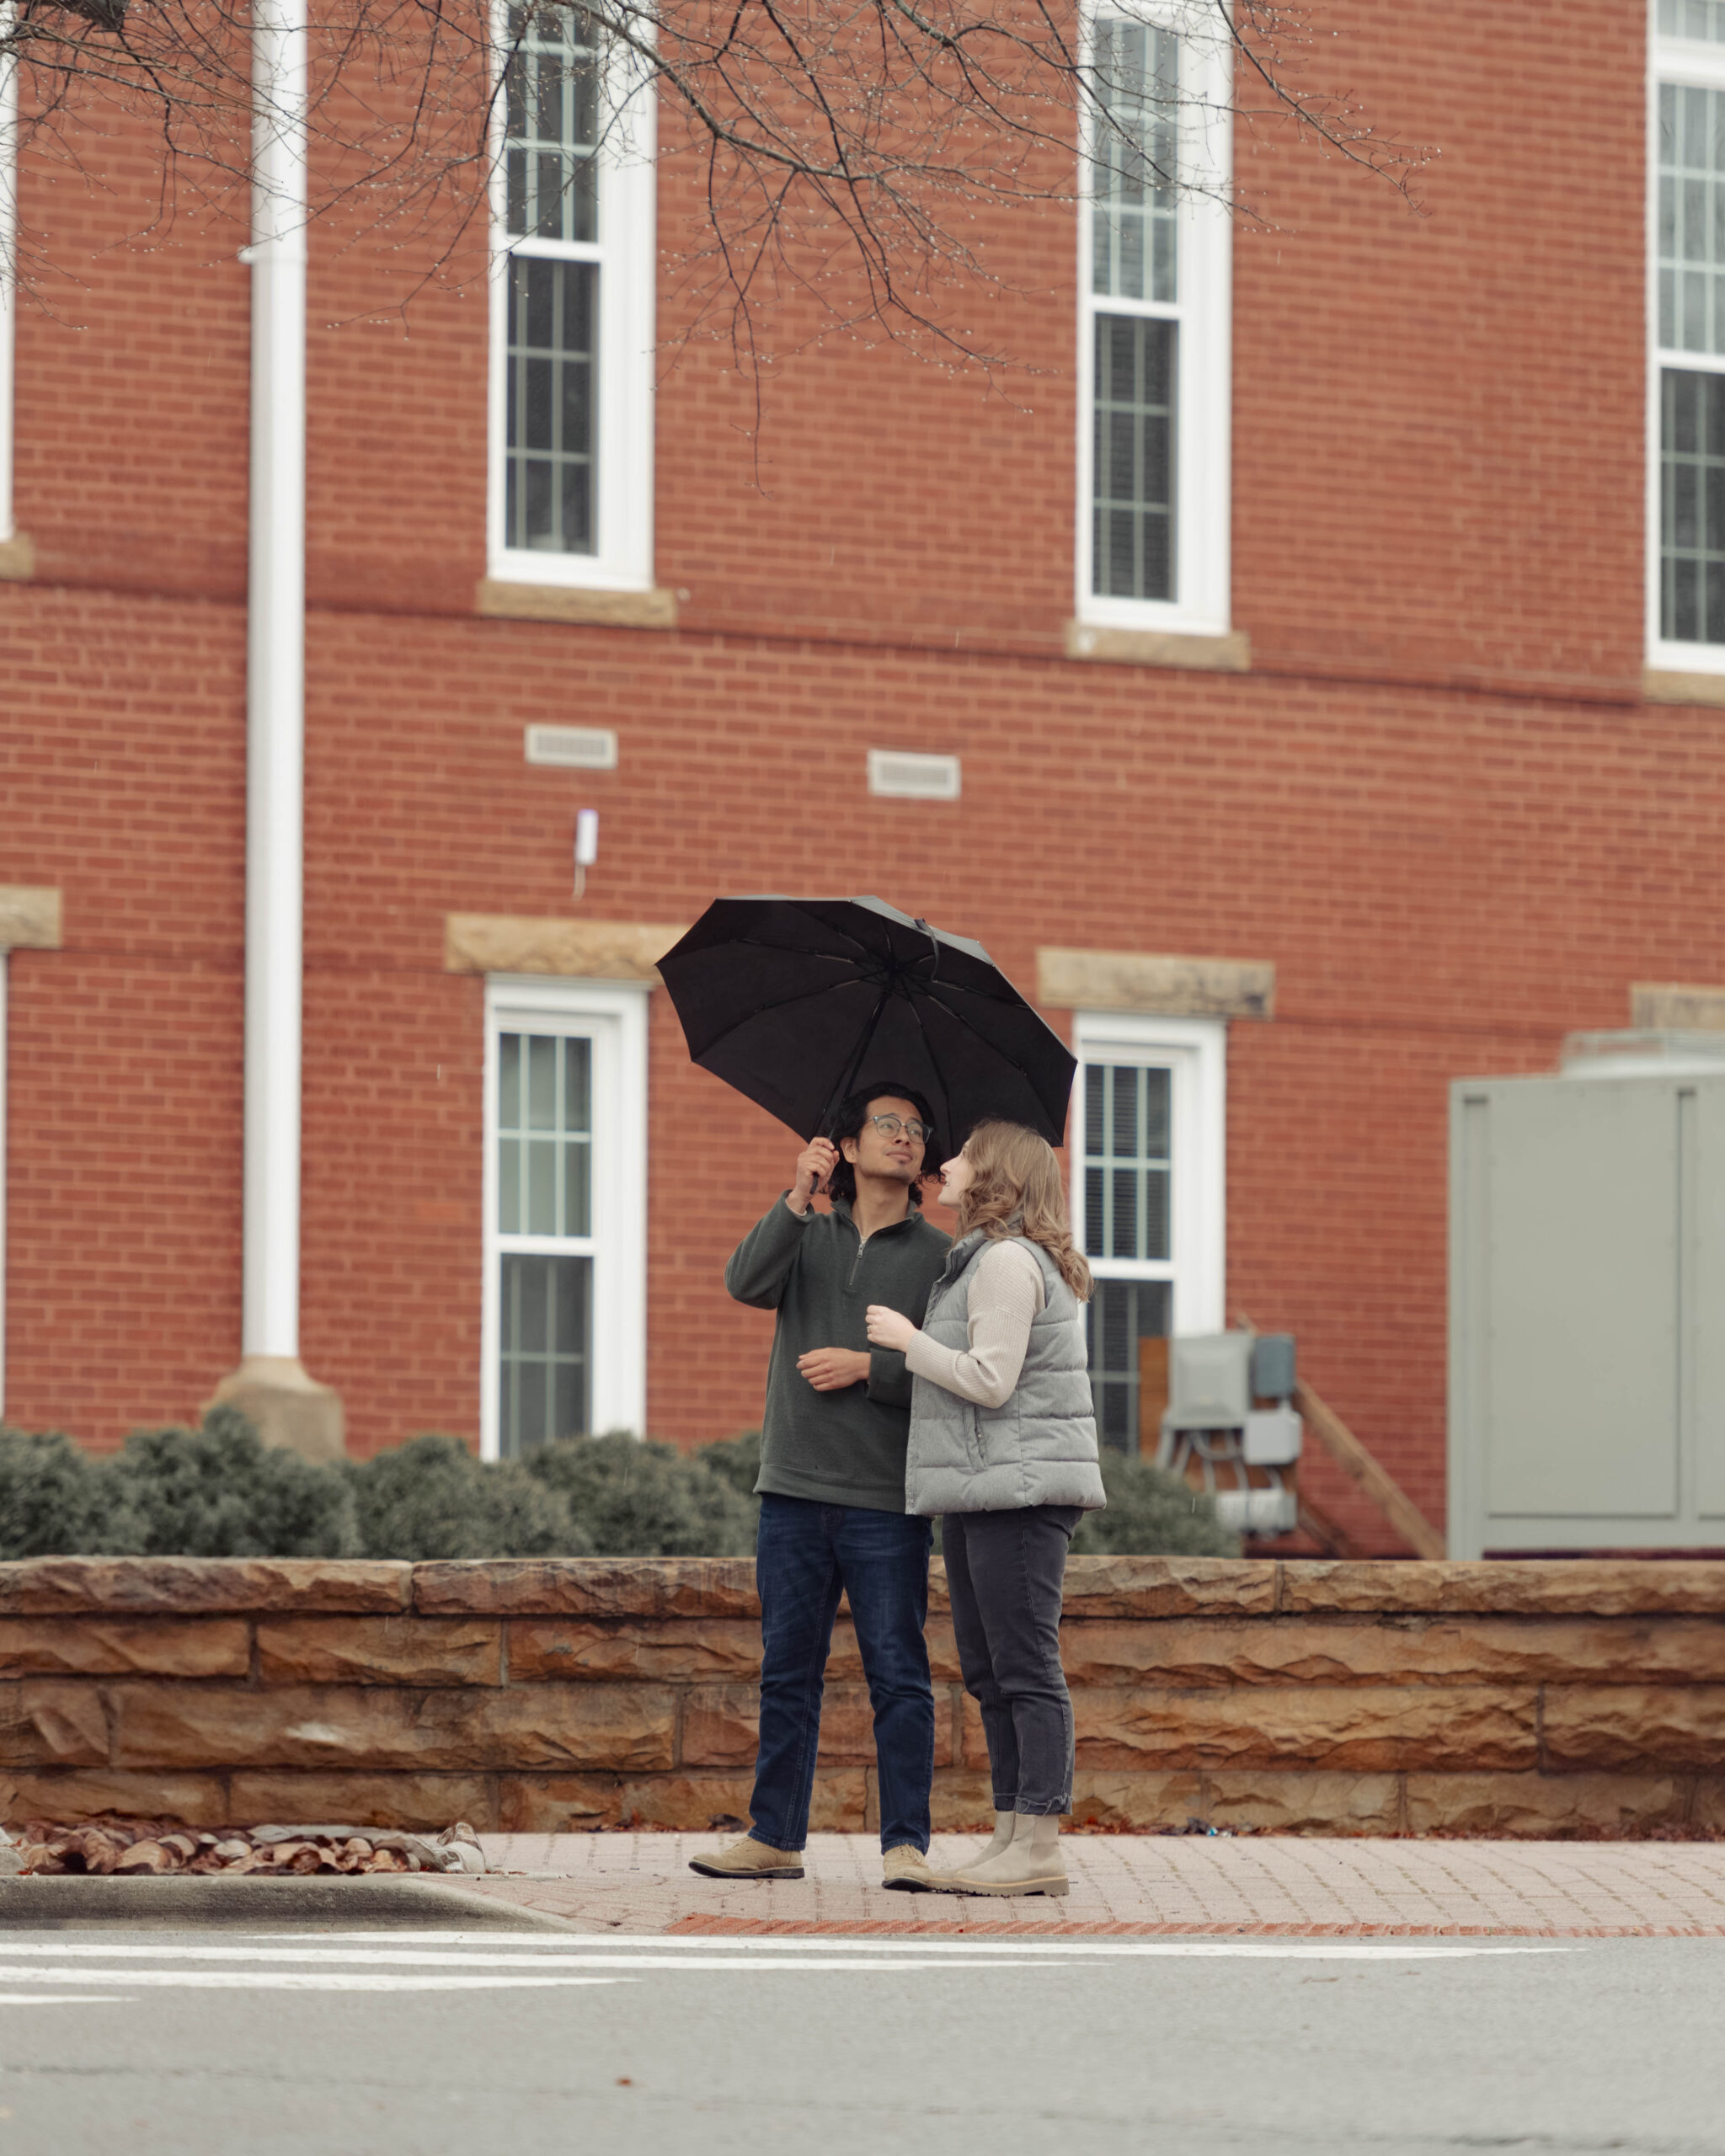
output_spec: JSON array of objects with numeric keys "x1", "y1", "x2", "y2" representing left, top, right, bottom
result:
[{"x1": 462, "y1": 1833, "x2": 1725, "y2": 1937}]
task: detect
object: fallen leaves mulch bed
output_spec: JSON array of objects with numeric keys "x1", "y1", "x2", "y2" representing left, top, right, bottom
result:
[{"x1": 6, "y1": 1817, "x2": 483, "y2": 1876}]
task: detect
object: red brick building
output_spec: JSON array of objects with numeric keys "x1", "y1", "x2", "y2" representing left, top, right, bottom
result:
[{"x1": 3, "y1": 1, "x2": 1722, "y2": 1550}]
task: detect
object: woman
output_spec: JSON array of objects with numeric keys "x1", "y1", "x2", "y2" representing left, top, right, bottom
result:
[{"x1": 865, "y1": 1119, "x2": 1104, "y2": 1897}]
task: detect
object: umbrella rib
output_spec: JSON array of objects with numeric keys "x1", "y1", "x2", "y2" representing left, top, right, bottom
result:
[
  {"x1": 820, "y1": 984, "x2": 895, "y2": 1130},
  {"x1": 726, "y1": 937, "x2": 867, "y2": 969},
  {"x1": 912, "y1": 971, "x2": 1023, "y2": 1008},
  {"x1": 731, "y1": 914, "x2": 880, "y2": 964},
  {"x1": 691, "y1": 974, "x2": 868, "y2": 1040},
  {"x1": 919, "y1": 982, "x2": 1065, "y2": 1101}
]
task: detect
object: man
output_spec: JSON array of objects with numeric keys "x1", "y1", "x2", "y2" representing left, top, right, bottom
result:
[{"x1": 690, "y1": 1086, "x2": 952, "y2": 1891}]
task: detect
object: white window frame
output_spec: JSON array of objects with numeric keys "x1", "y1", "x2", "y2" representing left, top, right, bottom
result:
[
  {"x1": 1071, "y1": 1011, "x2": 1226, "y2": 1337},
  {"x1": 486, "y1": 8, "x2": 657, "y2": 594},
  {"x1": 1648, "y1": 3, "x2": 1725, "y2": 671},
  {"x1": 1076, "y1": 2, "x2": 1233, "y2": 639},
  {"x1": 480, "y1": 975, "x2": 648, "y2": 1456}
]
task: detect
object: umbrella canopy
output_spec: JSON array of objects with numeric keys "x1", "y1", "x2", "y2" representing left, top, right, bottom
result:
[{"x1": 659, "y1": 895, "x2": 1075, "y2": 1152}]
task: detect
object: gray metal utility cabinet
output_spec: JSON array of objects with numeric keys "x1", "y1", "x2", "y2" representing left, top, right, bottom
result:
[{"x1": 1448, "y1": 1035, "x2": 1725, "y2": 1558}]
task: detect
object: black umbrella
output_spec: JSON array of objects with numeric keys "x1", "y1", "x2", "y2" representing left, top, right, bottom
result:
[{"x1": 659, "y1": 894, "x2": 1076, "y2": 1151}]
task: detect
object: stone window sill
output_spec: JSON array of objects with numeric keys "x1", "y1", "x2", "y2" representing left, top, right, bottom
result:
[
  {"x1": 1065, "y1": 621, "x2": 1250, "y2": 671},
  {"x1": 0, "y1": 533, "x2": 35, "y2": 582},
  {"x1": 445, "y1": 915, "x2": 686, "y2": 982},
  {"x1": 0, "y1": 886, "x2": 63, "y2": 950},
  {"x1": 476, "y1": 579, "x2": 678, "y2": 630},
  {"x1": 1643, "y1": 667, "x2": 1725, "y2": 706},
  {"x1": 1037, "y1": 947, "x2": 1274, "y2": 1021}
]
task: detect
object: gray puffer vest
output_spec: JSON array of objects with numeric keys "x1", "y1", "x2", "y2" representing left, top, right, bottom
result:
[{"x1": 905, "y1": 1230, "x2": 1107, "y2": 1517}]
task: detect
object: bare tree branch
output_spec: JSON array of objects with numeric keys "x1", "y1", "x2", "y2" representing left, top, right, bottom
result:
[{"x1": 0, "y1": 0, "x2": 1428, "y2": 373}]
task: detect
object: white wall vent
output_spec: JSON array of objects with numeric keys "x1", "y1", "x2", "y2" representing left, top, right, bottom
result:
[
  {"x1": 868, "y1": 749, "x2": 960, "y2": 800},
  {"x1": 525, "y1": 724, "x2": 618, "y2": 771}
]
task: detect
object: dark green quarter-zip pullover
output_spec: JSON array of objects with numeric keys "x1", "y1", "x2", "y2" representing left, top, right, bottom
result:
[{"x1": 725, "y1": 1195, "x2": 952, "y2": 1513}]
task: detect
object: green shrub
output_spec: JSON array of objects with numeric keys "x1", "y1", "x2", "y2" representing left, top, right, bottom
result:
[
  {"x1": 0, "y1": 1430, "x2": 143, "y2": 1557},
  {"x1": 1068, "y1": 1450, "x2": 1242, "y2": 1558},
  {"x1": 1, "y1": 1414, "x2": 1231, "y2": 1562},
  {"x1": 696, "y1": 1428, "x2": 763, "y2": 1502},
  {"x1": 345, "y1": 1433, "x2": 588, "y2": 1560},
  {"x1": 527, "y1": 1431, "x2": 758, "y2": 1557},
  {"x1": 109, "y1": 1409, "x2": 360, "y2": 1558}
]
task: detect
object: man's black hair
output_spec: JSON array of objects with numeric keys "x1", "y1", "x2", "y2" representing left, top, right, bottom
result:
[{"x1": 821, "y1": 1081, "x2": 937, "y2": 1209}]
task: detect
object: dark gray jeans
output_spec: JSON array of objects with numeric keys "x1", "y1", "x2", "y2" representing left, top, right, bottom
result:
[{"x1": 942, "y1": 1505, "x2": 1082, "y2": 1817}]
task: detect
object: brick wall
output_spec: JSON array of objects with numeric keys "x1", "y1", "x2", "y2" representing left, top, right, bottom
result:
[
  {"x1": 4, "y1": 1556, "x2": 1725, "y2": 1840},
  {"x1": 0, "y1": 3, "x2": 1713, "y2": 1550}
]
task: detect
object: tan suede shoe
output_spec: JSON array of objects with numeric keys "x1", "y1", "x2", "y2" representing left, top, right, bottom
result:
[
  {"x1": 882, "y1": 1844, "x2": 937, "y2": 1892},
  {"x1": 687, "y1": 1835, "x2": 804, "y2": 1881}
]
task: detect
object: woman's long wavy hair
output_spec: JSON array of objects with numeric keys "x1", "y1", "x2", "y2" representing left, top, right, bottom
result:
[{"x1": 953, "y1": 1120, "x2": 1092, "y2": 1300}]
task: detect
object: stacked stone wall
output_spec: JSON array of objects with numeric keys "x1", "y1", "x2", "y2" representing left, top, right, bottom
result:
[{"x1": 4, "y1": 1556, "x2": 1724, "y2": 1839}]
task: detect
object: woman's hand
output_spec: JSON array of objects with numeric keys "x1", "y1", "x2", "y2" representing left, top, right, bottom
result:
[{"x1": 865, "y1": 1305, "x2": 916, "y2": 1353}]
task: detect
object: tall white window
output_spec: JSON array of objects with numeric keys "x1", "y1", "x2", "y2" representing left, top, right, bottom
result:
[
  {"x1": 489, "y1": 4, "x2": 656, "y2": 592},
  {"x1": 1072, "y1": 1013, "x2": 1226, "y2": 1450},
  {"x1": 1650, "y1": 2, "x2": 1725, "y2": 666},
  {"x1": 1077, "y1": 4, "x2": 1232, "y2": 638},
  {"x1": 482, "y1": 979, "x2": 647, "y2": 1455}
]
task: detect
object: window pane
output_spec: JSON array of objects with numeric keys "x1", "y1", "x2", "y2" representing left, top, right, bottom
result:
[
  {"x1": 1092, "y1": 315, "x2": 1176, "y2": 600},
  {"x1": 1085, "y1": 1279, "x2": 1172, "y2": 1453},
  {"x1": 1083, "y1": 1165, "x2": 1105, "y2": 1258},
  {"x1": 527, "y1": 1138, "x2": 558, "y2": 1234},
  {"x1": 564, "y1": 1038, "x2": 591, "y2": 1132},
  {"x1": 1091, "y1": 19, "x2": 1178, "y2": 302},
  {"x1": 500, "y1": 1253, "x2": 591, "y2": 1457},
  {"x1": 563, "y1": 1137, "x2": 591, "y2": 1237},
  {"x1": 1660, "y1": 80, "x2": 1725, "y2": 357},
  {"x1": 1662, "y1": 366, "x2": 1725, "y2": 642},
  {"x1": 1112, "y1": 1065, "x2": 1139, "y2": 1157},
  {"x1": 506, "y1": 258, "x2": 597, "y2": 556},
  {"x1": 499, "y1": 1138, "x2": 521, "y2": 1234},
  {"x1": 1143, "y1": 1067, "x2": 1171, "y2": 1155},
  {"x1": 527, "y1": 1035, "x2": 557, "y2": 1128},
  {"x1": 504, "y1": 3, "x2": 599, "y2": 244}
]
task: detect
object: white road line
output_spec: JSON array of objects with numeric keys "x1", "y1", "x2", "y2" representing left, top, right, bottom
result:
[
  {"x1": 221, "y1": 1930, "x2": 1573, "y2": 1961},
  {"x1": 0, "y1": 1995, "x2": 126, "y2": 2005},
  {"x1": 0, "y1": 1969, "x2": 630, "y2": 1992},
  {"x1": 0, "y1": 1943, "x2": 1568, "y2": 1970}
]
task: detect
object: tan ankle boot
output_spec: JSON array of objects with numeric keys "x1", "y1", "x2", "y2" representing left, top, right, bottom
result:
[
  {"x1": 687, "y1": 1835, "x2": 804, "y2": 1881},
  {"x1": 978, "y1": 1810, "x2": 1017, "y2": 1862},
  {"x1": 938, "y1": 1815, "x2": 1068, "y2": 1897}
]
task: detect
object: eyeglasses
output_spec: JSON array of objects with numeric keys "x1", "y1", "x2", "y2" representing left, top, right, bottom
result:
[{"x1": 868, "y1": 1113, "x2": 931, "y2": 1143}]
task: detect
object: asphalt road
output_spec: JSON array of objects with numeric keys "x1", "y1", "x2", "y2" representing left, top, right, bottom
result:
[{"x1": 2, "y1": 1923, "x2": 1722, "y2": 2155}]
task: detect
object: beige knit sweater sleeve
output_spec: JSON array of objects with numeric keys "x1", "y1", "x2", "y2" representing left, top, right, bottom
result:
[{"x1": 903, "y1": 1239, "x2": 1046, "y2": 1409}]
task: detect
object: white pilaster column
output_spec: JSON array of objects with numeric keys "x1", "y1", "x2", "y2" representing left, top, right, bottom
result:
[{"x1": 209, "y1": 0, "x2": 341, "y2": 1456}]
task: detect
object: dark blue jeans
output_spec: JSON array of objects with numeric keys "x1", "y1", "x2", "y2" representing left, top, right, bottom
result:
[{"x1": 749, "y1": 1493, "x2": 935, "y2": 1855}]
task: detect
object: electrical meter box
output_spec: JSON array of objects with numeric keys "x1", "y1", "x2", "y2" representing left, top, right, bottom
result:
[{"x1": 1448, "y1": 1046, "x2": 1725, "y2": 1557}]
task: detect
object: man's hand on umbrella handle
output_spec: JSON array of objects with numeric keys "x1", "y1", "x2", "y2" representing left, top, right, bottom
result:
[
  {"x1": 789, "y1": 1137, "x2": 839, "y2": 1215},
  {"x1": 864, "y1": 1306, "x2": 916, "y2": 1353},
  {"x1": 797, "y1": 1348, "x2": 872, "y2": 1391}
]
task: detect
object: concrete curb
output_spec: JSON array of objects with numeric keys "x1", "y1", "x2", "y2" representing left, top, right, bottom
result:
[{"x1": 0, "y1": 1874, "x2": 574, "y2": 1931}]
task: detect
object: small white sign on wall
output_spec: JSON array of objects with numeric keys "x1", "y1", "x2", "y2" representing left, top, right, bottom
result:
[
  {"x1": 525, "y1": 726, "x2": 619, "y2": 771},
  {"x1": 868, "y1": 750, "x2": 961, "y2": 800}
]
